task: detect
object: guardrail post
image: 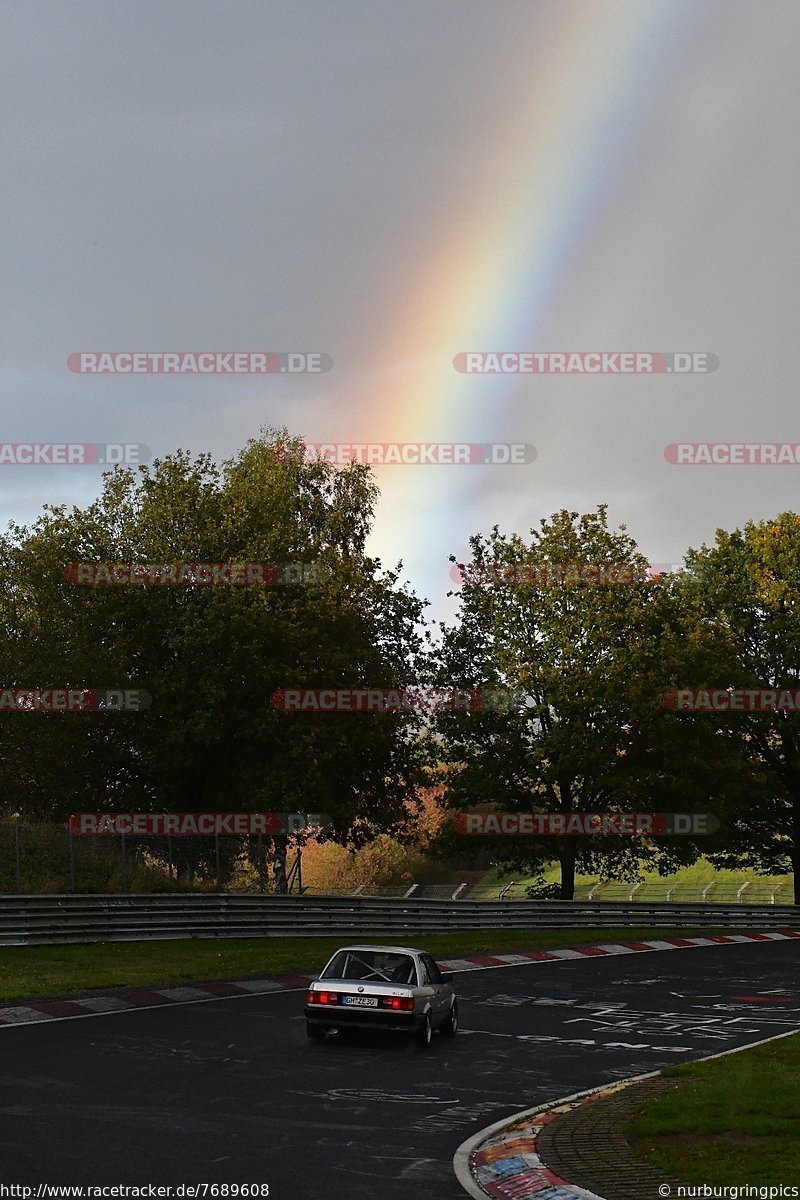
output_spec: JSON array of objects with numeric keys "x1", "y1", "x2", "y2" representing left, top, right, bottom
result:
[
  {"x1": 702, "y1": 882, "x2": 715, "y2": 901},
  {"x1": 498, "y1": 882, "x2": 514, "y2": 900},
  {"x1": 451, "y1": 883, "x2": 467, "y2": 900},
  {"x1": 628, "y1": 881, "x2": 643, "y2": 901},
  {"x1": 737, "y1": 881, "x2": 751, "y2": 903},
  {"x1": 403, "y1": 883, "x2": 418, "y2": 898},
  {"x1": 588, "y1": 881, "x2": 604, "y2": 899}
]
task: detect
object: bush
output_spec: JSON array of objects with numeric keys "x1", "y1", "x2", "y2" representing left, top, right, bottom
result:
[{"x1": 524, "y1": 879, "x2": 562, "y2": 900}]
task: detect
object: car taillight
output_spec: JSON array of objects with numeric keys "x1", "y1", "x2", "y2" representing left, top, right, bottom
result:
[
  {"x1": 382, "y1": 996, "x2": 415, "y2": 1011},
  {"x1": 307, "y1": 990, "x2": 339, "y2": 1005}
]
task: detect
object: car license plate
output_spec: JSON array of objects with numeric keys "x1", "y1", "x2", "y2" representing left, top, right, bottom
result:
[{"x1": 342, "y1": 995, "x2": 379, "y2": 1007}]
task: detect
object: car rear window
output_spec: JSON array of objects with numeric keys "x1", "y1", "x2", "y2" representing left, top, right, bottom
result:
[{"x1": 321, "y1": 950, "x2": 416, "y2": 985}]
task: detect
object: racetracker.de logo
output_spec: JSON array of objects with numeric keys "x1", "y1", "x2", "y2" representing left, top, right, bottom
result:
[
  {"x1": 67, "y1": 812, "x2": 331, "y2": 835},
  {"x1": 282, "y1": 443, "x2": 536, "y2": 466},
  {"x1": 666, "y1": 689, "x2": 800, "y2": 712},
  {"x1": 67, "y1": 352, "x2": 332, "y2": 374},
  {"x1": 0, "y1": 443, "x2": 149, "y2": 465},
  {"x1": 450, "y1": 561, "x2": 653, "y2": 587},
  {"x1": 64, "y1": 561, "x2": 332, "y2": 586},
  {"x1": 665, "y1": 443, "x2": 800, "y2": 464},
  {"x1": 453, "y1": 352, "x2": 718, "y2": 374},
  {"x1": 0, "y1": 688, "x2": 151, "y2": 712},
  {"x1": 271, "y1": 687, "x2": 530, "y2": 713},
  {"x1": 453, "y1": 811, "x2": 719, "y2": 835}
]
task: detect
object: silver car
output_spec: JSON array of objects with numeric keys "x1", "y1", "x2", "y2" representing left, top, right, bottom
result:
[{"x1": 304, "y1": 944, "x2": 458, "y2": 1048}]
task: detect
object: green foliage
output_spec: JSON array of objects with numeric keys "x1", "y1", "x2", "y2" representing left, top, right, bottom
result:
[
  {"x1": 682, "y1": 513, "x2": 800, "y2": 899},
  {"x1": 0, "y1": 926, "x2": 739, "y2": 1002},
  {"x1": 0, "y1": 428, "x2": 426, "y2": 857},
  {"x1": 626, "y1": 1032, "x2": 800, "y2": 1181},
  {"x1": 432, "y1": 507, "x2": 748, "y2": 897},
  {"x1": 2, "y1": 438, "x2": 799, "y2": 904},
  {"x1": 0, "y1": 819, "x2": 196, "y2": 893},
  {"x1": 523, "y1": 878, "x2": 561, "y2": 900}
]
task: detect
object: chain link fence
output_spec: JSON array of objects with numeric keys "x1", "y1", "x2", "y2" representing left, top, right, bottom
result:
[
  {"x1": 0, "y1": 820, "x2": 474, "y2": 898},
  {"x1": 1, "y1": 820, "x2": 795, "y2": 903},
  {"x1": 0, "y1": 819, "x2": 284, "y2": 894}
]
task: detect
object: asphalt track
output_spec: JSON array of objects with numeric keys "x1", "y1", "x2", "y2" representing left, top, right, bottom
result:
[{"x1": 0, "y1": 940, "x2": 798, "y2": 1199}]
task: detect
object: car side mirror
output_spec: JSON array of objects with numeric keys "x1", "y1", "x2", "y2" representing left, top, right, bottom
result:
[{"x1": 440, "y1": 972, "x2": 454, "y2": 983}]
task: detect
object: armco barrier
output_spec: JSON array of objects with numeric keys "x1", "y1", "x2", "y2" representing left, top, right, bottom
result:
[{"x1": 0, "y1": 894, "x2": 797, "y2": 945}]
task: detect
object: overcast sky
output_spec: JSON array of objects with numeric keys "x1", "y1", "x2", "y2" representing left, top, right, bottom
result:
[{"x1": 1, "y1": 0, "x2": 798, "y2": 629}]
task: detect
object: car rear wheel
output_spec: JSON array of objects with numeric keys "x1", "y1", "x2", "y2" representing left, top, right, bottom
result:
[
  {"x1": 416, "y1": 1011, "x2": 432, "y2": 1048},
  {"x1": 306, "y1": 1022, "x2": 326, "y2": 1040},
  {"x1": 443, "y1": 1000, "x2": 458, "y2": 1036}
]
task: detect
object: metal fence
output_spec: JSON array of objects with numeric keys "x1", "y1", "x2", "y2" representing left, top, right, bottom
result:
[
  {"x1": 0, "y1": 821, "x2": 473, "y2": 897},
  {"x1": 466, "y1": 880, "x2": 794, "y2": 904},
  {"x1": 0, "y1": 819, "x2": 276, "y2": 894},
  {"x1": 0, "y1": 893, "x2": 797, "y2": 946},
  {"x1": 1, "y1": 821, "x2": 795, "y2": 906}
]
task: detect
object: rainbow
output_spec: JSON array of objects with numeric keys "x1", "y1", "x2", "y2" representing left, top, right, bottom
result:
[{"x1": 345, "y1": 4, "x2": 707, "y2": 598}]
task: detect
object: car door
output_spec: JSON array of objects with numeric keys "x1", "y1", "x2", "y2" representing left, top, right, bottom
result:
[{"x1": 420, "y1": 953, "x2": 449, "y2": 1023}]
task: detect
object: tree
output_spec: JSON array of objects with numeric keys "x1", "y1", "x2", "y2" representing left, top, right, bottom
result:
[
  {"x1": 0, "y1": 428, "x2": 427, "y2": 890},
  {"x1": 430, "y1": 507, "x2": 745, "y2": 897},
  {"x1": 397, "y1": 782, "x2": 450, "y2": 854},
  {"x1": 681, "y1": 512, "x2": 800, "y2": 902}
]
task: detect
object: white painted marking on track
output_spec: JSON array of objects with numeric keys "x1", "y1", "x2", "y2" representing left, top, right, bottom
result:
[
  {"x1": 0, "y1": 1007, "x2": 49, "y2": 1023},
  {"x1": 75, "y1": 996, "x2": 133, "y2": 1012},
  {"x1": 0, "y1": 986, "x2": 309, "y2": 1030},
  {"x1": 1, "y1": 933, "x2": 796, "y2": 1031}
]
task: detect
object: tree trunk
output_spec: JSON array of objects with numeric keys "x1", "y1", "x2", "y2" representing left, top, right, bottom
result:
[
  {"x1": 792, "y1": 794, "x2": 800, "y2": 905},
  {"x1": 558, "y1": 837, "x2": 576, "y2": 900},
  {"x1": 271, "y1": 834, "x2": 288, "y2": 894}
]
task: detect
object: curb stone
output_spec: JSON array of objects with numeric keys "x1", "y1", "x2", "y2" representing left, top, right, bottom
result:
[
  {"x1": 454, "y1": 932, "x2": 800, "y2": 1199},
  {"x1": 536, "y1": 1075, "x2": 689, "y2": 1200},
  {"x1": 3, "y1": 934, "x2": 798, "y2": 1195},
  {"x1": 462, "y1": 1075, "x2": 688, "y2": 1200},
  {"x1": 1, "y1": 929, "x2": 797, "y2": 1026},
  {"x1": 461, "y1": 1035, "x2": 800, "y2": 1200},
  {"x1": 0, "y1": 975, "x2": 317, "y2": 1025}
]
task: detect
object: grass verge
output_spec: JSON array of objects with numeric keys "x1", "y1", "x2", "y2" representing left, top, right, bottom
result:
[
  {"x1": 625, "y1": 1031, "x2": 800, "y2": 1182},
  {"x1": 0, "y1": 926, "x2": 762, "y2": 1002},
  {"x1": 480, "y1": 858, "x2": 794, "y2": 902}
]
